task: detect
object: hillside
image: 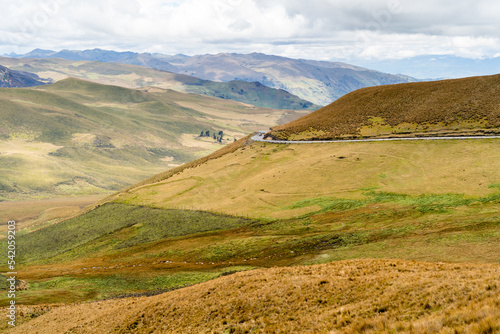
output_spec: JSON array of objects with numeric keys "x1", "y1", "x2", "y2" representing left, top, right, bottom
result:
[
  {"x1": 0, "y1": 78, "x2": 308, "y2": 200},
  {"x1": 7, "y1": 259, "x2": 500, "y2": 333},
  {"x1": 0, "y1": 65, "x2": 49, "y2": 87},
  {"x1": 268, "y1": 74, "x2": 500, "y2": 140},
  {"x1": 3, "y1": 125, "x2": 500, "y2": 309},
  {"x1": 2, "y1": 74, "x2": 500, "y2": 332},
  {"x1": 9, "y1": 49, "x2": 419, "y2": 105},
  {"x1": 0, "y1": 56, "x2": 318, "y2": 110}
]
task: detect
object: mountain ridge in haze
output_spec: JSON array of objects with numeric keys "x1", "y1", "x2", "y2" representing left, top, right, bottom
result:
[
  {"x1": 9, "y1": 48, "x2": 419, "y2": 105},
  {"x1": 352, "y1": 54, "x2": 500, "y2": 80},
  {"x1": 0, "y1": 64, "x2": 50, "y2": 87},
  {"x1": 0, "y1": 56, "x2": 318, "y2": 110}
]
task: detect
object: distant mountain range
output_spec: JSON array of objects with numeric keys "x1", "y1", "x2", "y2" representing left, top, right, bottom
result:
[
  {"x1": 0, "y1": 64, "x2": 50, "y2": 87},
  {"x1": 8, "y1": 48, "x2": 419, "y2": 105},
  {"x1": 0, "y1": 56, "x2": 318, "y2": 110}
]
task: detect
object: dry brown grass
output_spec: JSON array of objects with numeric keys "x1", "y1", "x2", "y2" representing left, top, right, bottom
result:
[
  {"x1": 8, "y1": 259, "x2": 500, "y2": 334},
  {"x1": 269, "y1": 74, "x2": 500, "y2": 140}
]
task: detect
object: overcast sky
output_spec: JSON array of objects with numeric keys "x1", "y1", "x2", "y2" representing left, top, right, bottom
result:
[{"x1": 2, "y1": 0, "x2": 500, "y2": 62}]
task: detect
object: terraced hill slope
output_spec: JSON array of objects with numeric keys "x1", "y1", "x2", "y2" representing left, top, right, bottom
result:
[
  {"x1": 267, "y1": 74, "x2": 500, "y2": 140},
  {"x1": 166, "y1": 52, "x2": 418, "y2": 105}
]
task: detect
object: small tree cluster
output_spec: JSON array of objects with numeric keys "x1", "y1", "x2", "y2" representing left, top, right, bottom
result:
[{"x1": 199, "y1": 130, "x2": 225, "y2": 143}]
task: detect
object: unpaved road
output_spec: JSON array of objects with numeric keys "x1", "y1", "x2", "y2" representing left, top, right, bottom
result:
[{"x1": 251, "y1": 131, "x2": 500, "y2": 144}]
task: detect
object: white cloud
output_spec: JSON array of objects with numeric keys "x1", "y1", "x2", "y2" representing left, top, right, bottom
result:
[{"x1": 1, "y1": 0, "x2": 500, "y2": 60}]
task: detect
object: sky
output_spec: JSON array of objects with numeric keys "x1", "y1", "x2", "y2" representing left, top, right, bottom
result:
[{"x1": 2, "y1": 0, "x2": 500, "y2": 64}]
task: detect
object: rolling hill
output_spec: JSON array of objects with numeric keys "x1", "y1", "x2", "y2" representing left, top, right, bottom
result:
[
  {"x1": 0, "y1": 78, "x2": 308, "y2": 200},
  {"x1": 0, "y1": 56, "x2": 318, "y2": 110},
  {"x1": 267, "y1": 74, "x2": 500, "y2": 140},
  {"x1": 0, "y1": 65, "x2": 49, "y2": 88},
  {"x1": 2, "y1": 74, "x2": 499, "y2": 332},
  {"x1": 9, "y1": 48, "x2": 419, "y2": 105}
]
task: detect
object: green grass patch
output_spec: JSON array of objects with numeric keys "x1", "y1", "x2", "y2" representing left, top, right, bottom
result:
[
  {"x1": 285, "y1": 188, "x2": 500, "y2": 217},
  {"x1": 364, "y1": 191, "x2": 471, "y2": 213},
  {"x1": 0, "y1": 268, "x2": 252, "y2": 306},
  {"x1": 488, "y1": 183, "x2": 500, "y2": 191},
  {"x1": 114, "y1": 208, "x2": 255, "y2": 249},
  {"x1": 10, "y1": 203, "x2": 257, "y2": 264},
  {"x1": 284, "y1": 197, "x2": 365, "y2": 214}
]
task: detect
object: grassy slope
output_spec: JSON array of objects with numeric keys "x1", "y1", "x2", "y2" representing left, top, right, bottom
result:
[
  {"x1": 268, "y1": 74, "x2": 500, "y2": 140},
  {"x1": 114, "y1": 139, "x2": 500, "y2": 217},
  {"x1": 2, "y1": 138, "x2": 499, "y2": 307},
  {"x1": 3, "y1": 75, "x2": 500, "y2": 331},
  {"x1": 8, "y1": 259, "x2": 500, "y2": 334},
  {"x1": 0, "y1": 195, "x2": 106, "y2": 236},
  {"x1": 0, "y1": 57, "x2": 319, "y2": 110},
  {"x1": 0, "y1": 78, "x2": 308, "y2": 199}
]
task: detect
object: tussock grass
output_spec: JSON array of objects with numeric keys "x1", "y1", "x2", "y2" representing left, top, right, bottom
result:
[{"x1": 8, "y1": 259, "x2": 500, "y2": 334}]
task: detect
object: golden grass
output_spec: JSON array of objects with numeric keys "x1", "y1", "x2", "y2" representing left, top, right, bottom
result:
[
  {"x1": 8, "y1": 259, "x2": 500, "y2": 333},
  {"x1": 90, "y1": 135, "x2": 252, "y2": 211},
  {"x1": 269, "y1": 74, "x2": 500, "y2": 140},
  {"x1": 112, "y1": 138, "x2": 500, "y2": 218}
]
